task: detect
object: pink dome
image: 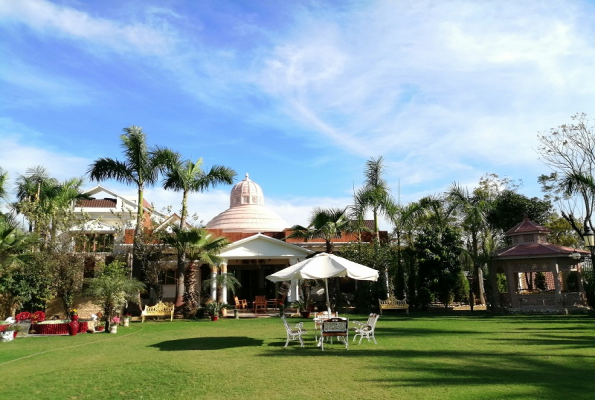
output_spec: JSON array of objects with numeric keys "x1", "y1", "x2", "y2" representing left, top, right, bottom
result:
[{"x1": 206, "y1": 173, "x2": 288, "y2": 232}]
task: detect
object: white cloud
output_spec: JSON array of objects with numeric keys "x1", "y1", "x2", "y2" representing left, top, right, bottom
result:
[{"x1": 0, "y1": 0, "x2": 176, "y2": 56}]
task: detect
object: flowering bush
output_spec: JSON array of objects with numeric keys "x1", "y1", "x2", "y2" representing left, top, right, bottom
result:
[
  {"x1": 124, "y1": 313, "x2": 132, "y2": 319},
  {"x1": 30, "y1": 311, "x2": 46, "y2": 323},
  {"x1": 111, "y1": 316, "x2": 121, "y2": 324},
  {"x1": 15, "y1": 312, "x2": 31, "y2": 322}
]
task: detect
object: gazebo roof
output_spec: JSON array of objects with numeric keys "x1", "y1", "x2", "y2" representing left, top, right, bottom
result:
[
  {"x1": 494, "y1": 243, "x2": 589, "y2": 259},
  {"x1": 505, "y1": 216, "x2": 551, "y2": 235}
]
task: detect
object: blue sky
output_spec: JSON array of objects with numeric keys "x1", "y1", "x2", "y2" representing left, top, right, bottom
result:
[{"x1": 2, "y1": 0, "x2": 595, "y2": 230}]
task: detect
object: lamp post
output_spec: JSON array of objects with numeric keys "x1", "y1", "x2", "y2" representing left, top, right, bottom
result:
[
  {"x1": 583, "y1": 225, "x2": 595, "y2": 311},
  {"x1": 583, "y1": 225, "x2": 595, "y2": 255}
]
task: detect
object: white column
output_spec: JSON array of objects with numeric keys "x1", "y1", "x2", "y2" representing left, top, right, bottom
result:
[
  {"x1": 210, "y1": 266, "x2": 217, "y2": 301},
  {"x1": 221, "y1": 263, "x2": 228, "y2": 304}
]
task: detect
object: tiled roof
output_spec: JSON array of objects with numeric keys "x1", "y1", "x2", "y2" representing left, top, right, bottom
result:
[
  {"x1": 505, "y1": 216, "x2": 551, "y2": 235},
  {"x1": 77, "y1": 198, "x2": 117, "y2": 208},
  {"x1": 494, "y1": 243, "x2": 589, "y2": 259}
]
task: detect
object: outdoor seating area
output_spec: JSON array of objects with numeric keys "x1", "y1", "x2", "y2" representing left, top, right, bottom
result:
[{"x1": 280, "y1": 312, "x2": 379, "y2": 350}]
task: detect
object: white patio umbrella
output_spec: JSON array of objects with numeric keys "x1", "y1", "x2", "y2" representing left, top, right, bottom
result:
[{"x1": 266, "y1": 253, "x2": 379, "y2": 315}]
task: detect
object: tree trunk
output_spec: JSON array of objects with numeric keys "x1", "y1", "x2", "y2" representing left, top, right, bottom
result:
[
  {"x1": 175, "y1": 190, "x2": 189, "y2": 307},
  {"x1": 175, "y1": 249, "x2": 186, "y2": 307},
  {"x1": 182, "y1": 262, "x2": 199, "y2": 317}
]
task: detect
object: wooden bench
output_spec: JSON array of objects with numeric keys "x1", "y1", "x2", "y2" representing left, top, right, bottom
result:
[
  {"x1": 379, "y1": 297, "x2": 409, "y2": 315},
  {"x1": 141, "y1": 301, "x2": 175, "y2": 322}
]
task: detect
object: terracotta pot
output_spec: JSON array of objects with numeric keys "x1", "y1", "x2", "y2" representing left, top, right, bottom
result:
[
  {"x1": 211, "y1": 316, "x2": 219, "y2": 321},
  {"x1": 12, "y1": 331, "x2": 18, "y2": 339},
  {"x1": 300, "y1": 311, "x2": 311, "y2": 318},
  {"x1": 68, "y1": 320, "x2": 79, "y2": 336}
]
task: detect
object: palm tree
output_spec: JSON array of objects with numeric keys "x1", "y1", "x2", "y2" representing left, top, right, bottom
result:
[
  {"x1": 161, "y1": 156, "x2": 235, "y2": 306},
  {"x1": 13, "y1": 167, "x2": 88, "y2": 248},
  {"x1": 418, "y1": 195, "x2": 458, "y2": 233},
  {"x1": 160, "y1": 226, "x2": 230, "y2": 309},
  {"x1": 348, "y1": 187, "x2": 373, "y2": 243},
  {"x1": 13, "y1": 166, "x2": 54, "y2": 233},
  {"x1": 0, "y1": 167, "x2": 8, "y2": 203},
  {"x1": 387, "y1": 202, "x2": 424, "y2": 298},
  {"x1": 0, "y1": 213, "x2": 38, "y2": 271},
  {"x1": 84, "y1": 260, "x2": 145, "y2": 328},
  {"x1": 357, "y1": 156, "x2": 394, "y2": 240},
  {"x1": 202, "y1": 272, "x2": 241, "y2": 309},
  {"x1": 288, "y1": 207, "x2": 349, "y2": 253},
  {"x1": 87, "y1": 126, "x2": 177, "y2": 276},
  {"x1": 447, "y1": 183, "x2": 493, "y2": 305}
]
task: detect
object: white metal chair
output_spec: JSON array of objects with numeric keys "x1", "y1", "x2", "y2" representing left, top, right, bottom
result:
[
  {"x1": 313, "y1": 311, "x2": 338, "y2": 343},
  {"x1": 320, "y1": 317, "x2": 349, "y2": 351},
  {"x1": 281, "y1": 315, "x2": 307, "y2": 348},
  {"x1": 351, "y1": 313, "x2": 379, "y2": 344}
]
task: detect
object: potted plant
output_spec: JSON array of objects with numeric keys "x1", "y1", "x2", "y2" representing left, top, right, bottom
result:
[
  {"x1": 291, "y1": 299, "x2": 311, "y2": 318},
  {"x1": 110, "y1": 317, "x2": 120, "y2": 333},
  {"x1": 95, "y1": 321, "x2": 105, "y2": 332},
  {"x1": 123, "y1": 313, "x2": 132, "y2": 327},
  {"x1": 204, "y1": 301, "x2": 231, "y2": 321}
]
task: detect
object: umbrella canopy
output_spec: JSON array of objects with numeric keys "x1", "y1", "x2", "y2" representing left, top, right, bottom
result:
[{"x1": 266, "y1": 253, "x2": 379, "y2": 314}]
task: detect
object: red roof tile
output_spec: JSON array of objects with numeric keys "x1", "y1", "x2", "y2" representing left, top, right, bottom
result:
[
  {"x1": 77, "y1": 198, "x2": 116, "y2": 208},
  {"x1": 494, "y1": 243, "x2": 589, "y2": 259},
  {"x1": 505, "y1": 216, "x2": 551, "y2": 235}
]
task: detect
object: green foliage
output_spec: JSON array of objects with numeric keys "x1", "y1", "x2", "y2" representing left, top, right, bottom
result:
[
  {"x1": 488, "y1": 189, "x2": 553, "y2": 234},
  {"x1": 545, "y1": 215, "x2": 582, "y2": 247},
  {"x1": 84, "y1": 260, "x2": 145, "y2": 321},
  {"x1": 534, "y1": 272, "x2": 547, "y2": 291},
  {"x1": 288, "y1": 207, "x2": 349, "y2": 253},
  {"x1": 566, "y1": 271, "x2": 580, "y2": 292},
  {"x1": 202, "y1": 272, "x2": 241, "y2": 305},
  {"x1": 497, "y1": 273, "x2": 508, "y2": 293},
  {"x1": 1, "y1": 252, "x2": 54, "y2": 311},
  {"x1": 337, "y1": 241, "x2": 390, "y2": 311},
  {"x1": 414, "y1": 226, "x2": 464, "y2": 309}
]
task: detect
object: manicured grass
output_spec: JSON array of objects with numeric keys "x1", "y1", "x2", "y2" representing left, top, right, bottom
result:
[{"x1": 1, "y1": 313, "x2": 594, "y2": 399}]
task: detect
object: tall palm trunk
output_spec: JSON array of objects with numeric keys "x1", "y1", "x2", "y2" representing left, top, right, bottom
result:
[
  {"x1": 182, "y1": 260, "x2": 199, "y2": 316},
  {"x1": 132, "y1": 185, "x2": 145, "y2": 278},
  {"x1": 175, "y1": 190, "x2": 189, "y2": 307}
]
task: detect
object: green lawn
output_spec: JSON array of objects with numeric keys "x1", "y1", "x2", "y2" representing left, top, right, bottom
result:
[{"x1": 1, "y1": 313, "x2": 594, "y2": 399}]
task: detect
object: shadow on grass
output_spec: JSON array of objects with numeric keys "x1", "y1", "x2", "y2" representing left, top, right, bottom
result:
[
  {"x1": 149, "y1": 336, "x2": 263, "y2": 351},
  {"x1": 258, "y1": 346, "x2": 595, "y2": 399}
]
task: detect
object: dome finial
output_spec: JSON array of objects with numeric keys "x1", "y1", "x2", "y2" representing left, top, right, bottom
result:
[{"x1": 245, "y1": 173, "x2": 250, "y2": 180}]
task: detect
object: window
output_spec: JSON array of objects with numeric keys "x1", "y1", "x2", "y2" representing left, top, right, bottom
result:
[
  {"x1": 523, "y1": 235, "x2": 534, "y2": 243},
  {"x1": 74, "y1": 234, "x2": 114, "y2": 252}
]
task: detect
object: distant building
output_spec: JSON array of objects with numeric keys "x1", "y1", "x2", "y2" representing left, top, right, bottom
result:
[{"x1": 71, "y1": 175, "x2": 386, "y2": 307}]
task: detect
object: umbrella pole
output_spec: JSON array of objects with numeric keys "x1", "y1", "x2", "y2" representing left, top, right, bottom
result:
[{"x1": 325, "y1": 279, "x2": 332, "y2": 316}]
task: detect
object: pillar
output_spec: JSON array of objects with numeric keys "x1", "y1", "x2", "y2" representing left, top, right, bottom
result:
[
  {"x1": 551, "y1": 260, "x2": 562, "y2": 306},
  {"x1": 221, "y1": 263, "x2": 228, "y2": 304},
  {"x1": 507, "y1": 265, "x2": 519, "y2": 308},
  {"x1": 210, "y1": 265, "x2": 217, "y2": 301}
]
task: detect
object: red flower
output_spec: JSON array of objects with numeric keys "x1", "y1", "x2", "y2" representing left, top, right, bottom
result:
[
  {"x1": 31, "y1": 311, "x2": 46, "y2": 322},
  {"x1": 15, "y1": 312, "x2": 31, "y2": 322}
]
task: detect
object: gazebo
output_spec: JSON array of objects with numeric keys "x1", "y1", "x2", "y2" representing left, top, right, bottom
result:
[{"x1": 490, "y1": 216, "x2": 589, "y2": 312}]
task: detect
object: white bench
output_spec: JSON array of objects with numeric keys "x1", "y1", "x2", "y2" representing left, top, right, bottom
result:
[{"x1": 379, "y1": 297, "x2": 409, "y2": 315}]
